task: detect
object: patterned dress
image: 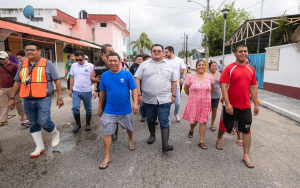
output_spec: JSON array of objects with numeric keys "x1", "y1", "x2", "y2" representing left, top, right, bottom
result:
[{"x1": 183, "y1": 74, "x2": 214, "y2": 124}]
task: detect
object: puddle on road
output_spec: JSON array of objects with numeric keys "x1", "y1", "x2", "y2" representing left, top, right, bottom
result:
[{"x1": 45, "y1": 124, "x2": 101, "y2": 159}]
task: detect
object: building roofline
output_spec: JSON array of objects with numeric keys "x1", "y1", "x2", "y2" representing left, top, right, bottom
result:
[{"x1": 0, "y1": 17, "x2": 102, "y2": 48}]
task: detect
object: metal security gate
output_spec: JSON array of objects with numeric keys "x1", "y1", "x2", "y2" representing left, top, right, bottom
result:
[{"x1": 248, "y1": 53, "x2": 265, "y2": 89}]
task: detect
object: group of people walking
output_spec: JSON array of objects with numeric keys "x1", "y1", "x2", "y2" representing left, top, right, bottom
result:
[{"x1": 1, "y1": 41, "x2": 258, "y2": 169}]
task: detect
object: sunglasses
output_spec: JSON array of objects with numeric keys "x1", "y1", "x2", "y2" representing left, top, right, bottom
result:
[
  {"x1": 85, "y1": 58, "x2": 88, "y2": 60},
  {"x1": 152, "y1": 50, "x2": 162, "y2": 53},
  {"x1": 25, "y1": 49, "x2": 37, "y2": 52},
  {"x1": 76, "y1": 59, "x2": 83, "y2": 62},
  {"x1": 0, "y1": 58, "x2": 6, "y2": 60}
]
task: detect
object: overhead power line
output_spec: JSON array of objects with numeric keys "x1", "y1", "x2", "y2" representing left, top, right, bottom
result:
[
  {"x1": 124, "y1": 0, "x2": 195, "y2": 9},
  {"x1": 128, "y1": 8, "x2": 201, "y2": 24},
  {"x1": 244, "y1": 0, "x2": 265, "y2": 9},
  {"x1": 131, "y1": 20, "x2": 201, "y2": 30}
]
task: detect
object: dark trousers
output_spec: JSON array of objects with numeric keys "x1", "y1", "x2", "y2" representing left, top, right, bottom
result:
[{"x1": 144, "y1": 102, "x2": 171, "y2": 129}]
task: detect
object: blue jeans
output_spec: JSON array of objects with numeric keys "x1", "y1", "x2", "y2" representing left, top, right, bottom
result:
[
  {"x1": 144, "y1": 102, "x2": 171, "y2": 129},
  {"x1": 173, "y1": 87, "x2": 181, "y2": 115},
  {"x1": 24, "y1": 96, "x2": 55, "y2": 133},
  {"x1": 72, "y1": 90, "x2": 92, "y2": 115}
]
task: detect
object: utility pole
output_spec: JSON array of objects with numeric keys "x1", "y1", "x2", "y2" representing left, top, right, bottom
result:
[
  {"x1": 128, "y1": 9, "x2": 130, "y2": 62},
  {"x1": 184, "y1": 33, "x2": 186, "y2": 59},
  {"x1": 186, "y1": 35, "x2": 188, "y2": 64},
  {"x1": 257, "y1": 0, "x2": 264, "y2": 54},
  {"x1": 205, "y1": 0, "x2": 210, "y2": 63}
]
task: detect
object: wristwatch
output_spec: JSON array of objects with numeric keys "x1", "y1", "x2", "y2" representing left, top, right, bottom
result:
[
  {"x1": 172, "y1": 95, "x2": 176, "y2": 98},
  {"x1": 9, "y1": 97, "x2": 15, "y2": 100},
  {"x1": 58, "y1": 97, "x2": 63, "y2": 100}
]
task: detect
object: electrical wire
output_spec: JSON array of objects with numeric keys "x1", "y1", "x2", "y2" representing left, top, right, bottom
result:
[
  {"x1": 244, "y1": 0, "x2": 265, "y2": 9},
  {"x1": 131, "y1": 19, "x2": 201, "y2": 30},
  {"x1": 129, "y1": 8, "x2": 201, "y2": 24},
  {"x1": 124, "y1": 0, "x2": 195, "y2": 9}
]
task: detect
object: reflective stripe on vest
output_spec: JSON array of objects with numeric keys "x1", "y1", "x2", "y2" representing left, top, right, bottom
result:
[{"x1": 19, "y1": 58, "x2": 48, "y2": 98}]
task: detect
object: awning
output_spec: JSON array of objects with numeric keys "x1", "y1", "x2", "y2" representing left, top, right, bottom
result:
[{"x1": 0, "y1": 20, "x2": 100, "y2": 49}]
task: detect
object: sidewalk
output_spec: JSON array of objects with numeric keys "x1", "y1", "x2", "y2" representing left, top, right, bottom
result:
[{"x1": 258, "y1": 89, "x2": 300, "y2": 123}]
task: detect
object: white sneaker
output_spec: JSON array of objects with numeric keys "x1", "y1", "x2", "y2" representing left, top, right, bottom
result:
[
  {"x1": 175, "y1": 114, "x2": 180, "y2": 122},
  {"x1": 168, "y1": 121, "x2": 171, "y2": 126},
  {"x1": 50, "y1": 127, "x2": 60, "y2": 148},
  {"x1": 30, "y1": 131, "x2": 45, "y2": 158}
]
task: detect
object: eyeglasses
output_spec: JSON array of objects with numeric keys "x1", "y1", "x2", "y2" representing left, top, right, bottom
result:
[
  {"x1": 152, "y1": 50, "x2": 162, "y2": 53},
  {"x1": 76, "y1": 59, "x2": 83, "y2": 62},
  {"x1": 25, "y1": 49, "x2": 37, "y2": 52}
]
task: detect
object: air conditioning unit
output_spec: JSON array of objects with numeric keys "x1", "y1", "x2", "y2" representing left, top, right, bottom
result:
[{"x1": 91, "y1": 41, "x2": 99, "y2": 44}]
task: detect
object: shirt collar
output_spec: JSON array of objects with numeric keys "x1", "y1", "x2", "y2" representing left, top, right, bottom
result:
[{"x1": 150, "y1": 59, "x2": 166, "y2": 64}]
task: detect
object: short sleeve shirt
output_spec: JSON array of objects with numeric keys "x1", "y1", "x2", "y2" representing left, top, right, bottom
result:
[
  {"x1": 14, "y1": 58, "x2": 60, "y2": 95},
  {"x1": 134, "y1": 59, "x2": 177, "y2": 105},
  {"x1": 66, "y1": 61, "x2": 76, "y2": 79},
  {"x1": 99, "y1": 69, "x2": 137, "y2": 115},
  {"x1": 219, "y1": 63, "x2": 256, "y2": 109},
  {"x1": 0, "y1": 61, "x2": 18, "y2": 88},
  {"x1": 70, "y1": 61, "x2": 94, "y2": 92},
  {"x1": 165, "y1": 57, "x2": 186, "y2": 88}
]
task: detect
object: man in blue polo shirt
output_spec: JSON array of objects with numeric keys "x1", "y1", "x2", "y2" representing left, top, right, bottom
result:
[
  {"x1": 98, "y1": 52, "x2": 138, "y2": 169},
  {"x1": 69, "y1": 51, "x2": 94, "y2": 133}
]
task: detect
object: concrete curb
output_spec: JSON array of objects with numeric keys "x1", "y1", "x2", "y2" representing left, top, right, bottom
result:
[{"x1": 258, "y1": 99, "x2": 300, "y2": 123}]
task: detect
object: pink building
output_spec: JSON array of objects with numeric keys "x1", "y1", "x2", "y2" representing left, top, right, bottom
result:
[{"x1": 0, "y1": 8, "x2": 129, "y2": 59}]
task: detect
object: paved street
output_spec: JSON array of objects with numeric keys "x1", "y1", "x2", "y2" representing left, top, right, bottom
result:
[{"x1": 1, "y1": 91, "x2": 300, "y2": 188}]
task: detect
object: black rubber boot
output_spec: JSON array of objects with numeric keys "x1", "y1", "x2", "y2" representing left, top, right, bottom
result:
[
  {"x1": 111, "y1": 125, "x2": 118, "y2": 142},
  {"x1": 161, "y1": 128, "x2": 173, "y2": 152},
  {"x1": 73, "y1": 114, "x2": 81, "y2": 133},
  {"x1": 85, "y1": 114, "x2": 92, "y2": 131},
  {"x1": 147, "y1": 123, "x2": 156, "y2": 144}
]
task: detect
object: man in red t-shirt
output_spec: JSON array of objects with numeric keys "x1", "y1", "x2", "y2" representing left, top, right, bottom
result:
[
  {"x1": 0, "y1": 51, "x2": 26, "y2": 126},
  {"x1": 216, "y1": 45, "x2": 259, "y2": 168}
]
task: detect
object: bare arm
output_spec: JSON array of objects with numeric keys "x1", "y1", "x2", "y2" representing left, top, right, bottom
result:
[
  {"x1": 54, "y1": 79, "x2": 64, "y2": 108},
  {"x1": 65, "y1": 69, "x2": 68, "y2": 81},
  {"x1": 8, "y1": 82, "x2": 21, "y2": 110},
  {"x1": 171, "y1": 81, "x2": 177, "y2": 96},
  {"x1": 182, "y1": 68, "x2": 187, "y2": 78},
  {"x1": 131, "y1": 88, "x2": 138, "y2": 114},
  {"x1": 184, "y1": 84, "x2": 190, "y2": 96},
  {"x1": 68, "y1": 75, "x2": 74, "y2": 98},
  {"x1": 220, "y1": 82, "x2": 233, "y2": 115},
  {"x1": 98, "y1": 90, "x2": 106, "y2": 117},
  {"x1": 211, "y1": 83, "x2": 215, "y2": 94},
  {"x1": 250, "y1": 84, "x2": 259, "y2": 116},
  {"x1": 134, "y1": 77, "x2": 142, "y2": 104}
]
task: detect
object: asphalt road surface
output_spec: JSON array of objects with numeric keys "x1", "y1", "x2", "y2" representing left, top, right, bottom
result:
[{"x1": 1, "y1": 91, "x2": 300, "y2": 188}]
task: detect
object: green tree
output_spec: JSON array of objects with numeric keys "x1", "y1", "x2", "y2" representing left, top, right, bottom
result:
[
  {"x1": 200, "y1": 3, "x2": 253, "y2": 56},
  {"x1": 130, "y1": 32, "x2": 153, "y2": 55},
  {"x1": 272, "y1": 13, "x2": 298, "y2": 46}
]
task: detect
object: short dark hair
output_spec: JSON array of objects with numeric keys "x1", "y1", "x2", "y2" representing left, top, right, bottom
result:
[
  {"x1": 24, "y1": 41, "x2": 41, "y2": 50},
  {"x1": 107, "y1": 52, "x2": 120, "y2": 60},
  {"x1": 102, "y1": 43, "x2": 112, "y2": 54},
  {"x1": 235, "y1": 44, "x2": 247, "y2": 52},
  {"x1": 196, "y1": 59, "x2": 205, "y2": 67},
  {"x1": 151, "y1": 44, "x2": 164, "y2": 52},
  {"x1": 16, "y1": 50, "x2": 25, "y2": 57},
  {"x1": 5, "y1": 49, "x2": 11, "y2": 52},
  {"x1": 74, "y1": 51, "x2": 85, "y2": 57},
  {"x1": 143, "y1": 55, "x2": 150, "y2": 61},
  {"x1": 67, "y1": 55, "x2": 70, "y2": 58},
  {"x1": 209, "y1": 61, "x2": 217, "y2": 68},
  {"x1": 165, "y1": 46, "x2": 174, "y2": 53},
  {"x1": 70, "y1": 53, "x2": 75, "y2": 56},
  {"x1": 136, "y1": 55, "x2": 143, "y2": 59}
]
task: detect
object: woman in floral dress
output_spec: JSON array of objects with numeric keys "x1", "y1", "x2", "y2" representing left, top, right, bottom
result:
[{"x1": 183, "y1": 60, "x2": 214, "y2": 149}]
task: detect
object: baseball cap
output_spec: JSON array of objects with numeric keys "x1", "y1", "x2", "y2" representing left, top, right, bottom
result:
[{"x1": 0, "y1": 51, "x2": 8, "y2": 59}]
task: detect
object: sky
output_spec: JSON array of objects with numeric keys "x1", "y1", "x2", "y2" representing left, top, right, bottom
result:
[{"x1": 2, "y1": 0, "x2": 300, "y2": 55}]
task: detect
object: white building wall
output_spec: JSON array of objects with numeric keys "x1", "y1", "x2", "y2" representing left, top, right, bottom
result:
[
  {"x1": 264, "y1": 44, "x2": 300, "y2": 88},
  {"x1": 0, "y1": 9, "x2": 56, "y2": 31},
  {"x1": 190, "y1": 53, "x2": 236, "y2": 70}
]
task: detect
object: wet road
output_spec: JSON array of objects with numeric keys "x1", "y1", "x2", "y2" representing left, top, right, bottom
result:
[{"x1": 0, "y1": 91, "x2": 300, "y2": 187}]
